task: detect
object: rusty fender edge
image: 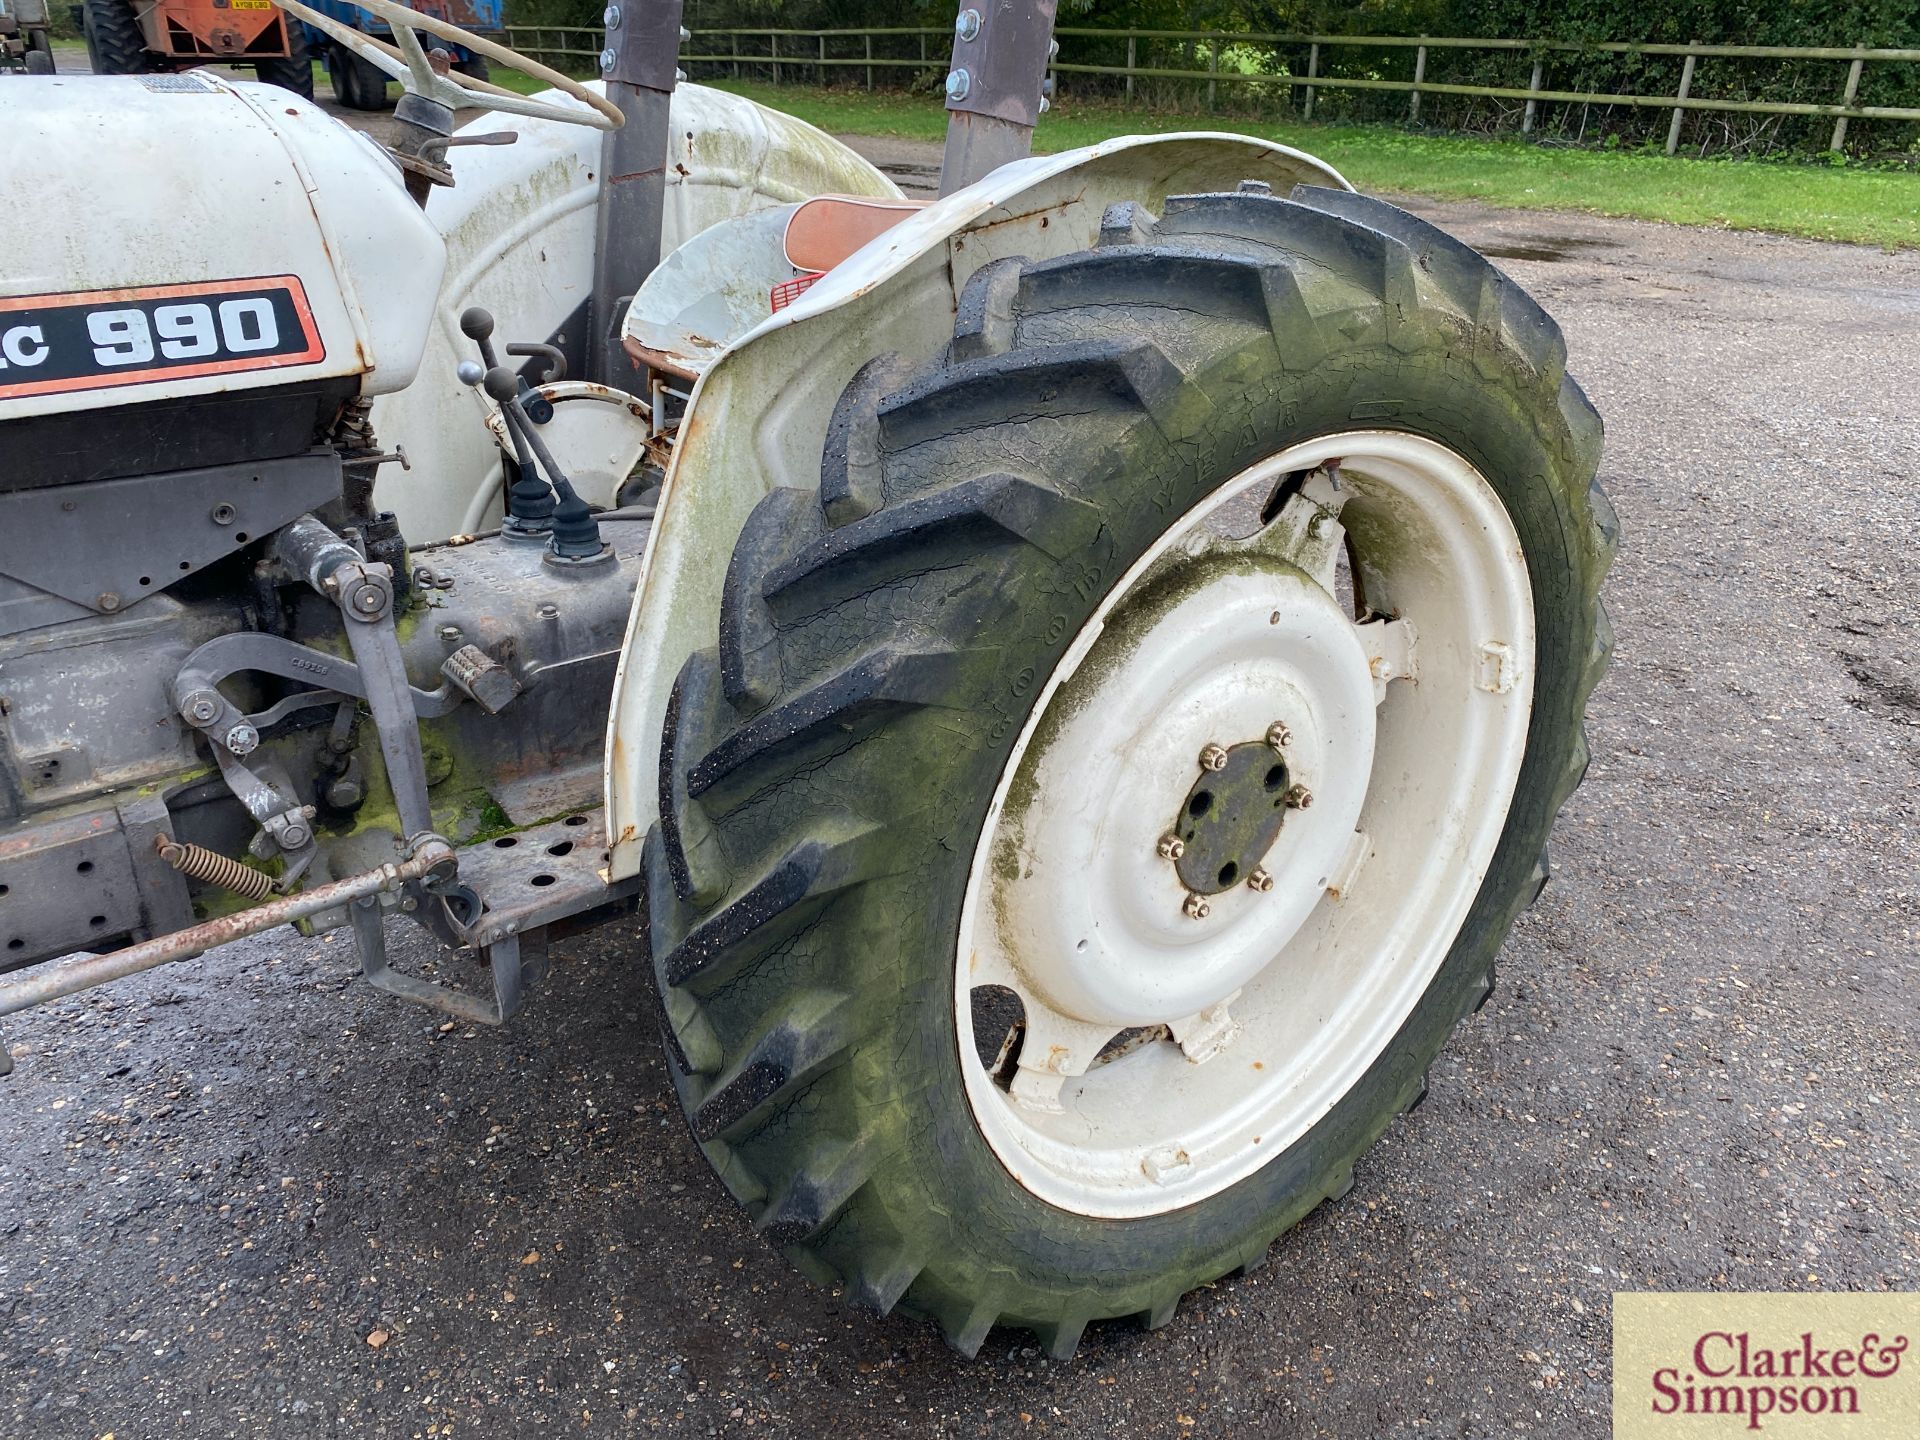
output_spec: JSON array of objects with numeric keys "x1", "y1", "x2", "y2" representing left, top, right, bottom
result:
[{"x1": 0, "y1": 834, "x2": 457, "y2": 1023}]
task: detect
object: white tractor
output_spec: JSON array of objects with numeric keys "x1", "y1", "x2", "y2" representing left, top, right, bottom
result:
[{"x1": 0, "y1": 0, "x2": 1614, "y2": 1355}]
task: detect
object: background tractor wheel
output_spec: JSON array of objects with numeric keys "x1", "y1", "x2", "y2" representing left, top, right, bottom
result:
[
  {"x1": 646, "y1": 185, "x2": 1615, "y2": 1355},
  {"x1": 25, "y1": 42, "x2": 55, "y2": 74},
  {"x1": 253, "y1": 23, "x2": 315, "y2": 99},
  {"x1": 81, "y1": 0, "x2": 149, "y2": 75},
  {"x1": 328, "y1": 43, "x2": 390, "y2": 110}
]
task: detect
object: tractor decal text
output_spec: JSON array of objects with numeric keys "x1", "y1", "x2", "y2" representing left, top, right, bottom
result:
[{"x1": 0, "y1": 275, "x2": 324, "y2": 400}]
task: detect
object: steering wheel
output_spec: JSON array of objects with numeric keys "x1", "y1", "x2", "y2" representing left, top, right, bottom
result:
[{"x1": 276, "y1": 0, "x2": 622, "y2": 130}]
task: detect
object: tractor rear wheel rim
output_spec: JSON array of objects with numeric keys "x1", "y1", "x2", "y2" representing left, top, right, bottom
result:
[{"x1": 956, "y1": 430, "x2": 1536, "y2": 1218}]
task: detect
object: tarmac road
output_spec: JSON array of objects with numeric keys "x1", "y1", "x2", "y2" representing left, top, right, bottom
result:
[{"x1": 2, "y1": 118, "x2": 1917, "y2": 1438}]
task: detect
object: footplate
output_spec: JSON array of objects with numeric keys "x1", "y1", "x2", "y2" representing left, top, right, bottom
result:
[{"x1": 349, "y1": 811, "x2": 640, "y2": 1024}]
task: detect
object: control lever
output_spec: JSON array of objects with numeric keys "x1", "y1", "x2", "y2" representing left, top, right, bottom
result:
[
  {"x1": 459, "y1": 307, "x2": 553, "y2": 539},
  {"x1": 505, "y1": 342, "x2": 567, "y2": 423},
  {"x1": 481, "y1": 366, "x2": 609, "y2": 566}
]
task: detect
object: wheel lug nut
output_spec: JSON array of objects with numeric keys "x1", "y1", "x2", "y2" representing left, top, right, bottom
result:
[
  {"x1": 1182, "y1": 893, "x2": 1211, "y2": 920},
  {"x1": 1284, "y1": 784, "x2": 1314, "y2": 810},
  {"x1": 1156, "y1": 833, "x2": 1185, "y2": 860},
  {"x1": 1247, "y1": 867, "x2": 1273, "y2": 892},
  {"x1": 1265, "y1": 721, "x2": 1292, "y2": 751},
  {"x1": 1198, "y1": 743, "x2": 1228, "y2": 772}
]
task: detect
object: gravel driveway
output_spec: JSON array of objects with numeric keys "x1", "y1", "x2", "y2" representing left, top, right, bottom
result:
[{"x1": 3, "y1": 125, "x2": 1916, "y2": 1438}]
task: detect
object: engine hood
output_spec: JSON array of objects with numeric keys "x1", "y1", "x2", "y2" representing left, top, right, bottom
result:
[{"x1": 0, "y1": 72, "x2": 444, "y2": 423}]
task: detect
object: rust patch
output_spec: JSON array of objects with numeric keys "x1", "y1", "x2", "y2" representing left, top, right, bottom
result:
[{"x1": 623, "y1": 336, "x2": 699, "y2": 382}]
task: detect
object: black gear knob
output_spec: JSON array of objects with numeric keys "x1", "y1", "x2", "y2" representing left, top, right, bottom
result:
[
  {"x1": 459, "y1": 307, "x2": 495, "y2": 341},
  {"x1": 482, "y1": 366, "x2": 521, "y2": 405}
]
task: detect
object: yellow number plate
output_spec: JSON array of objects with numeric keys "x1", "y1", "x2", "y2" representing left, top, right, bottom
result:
[{"x1": 229, "y1": 1, "x2": 274, "y2": 10}]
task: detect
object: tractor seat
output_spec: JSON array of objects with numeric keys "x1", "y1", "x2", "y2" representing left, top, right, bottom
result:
[
  {"x1": 782, "y1": 195, "x2": 929, "y2": 274},
  {"x1": 624, "y1": 194, "x2": 930, "y2": 378}
]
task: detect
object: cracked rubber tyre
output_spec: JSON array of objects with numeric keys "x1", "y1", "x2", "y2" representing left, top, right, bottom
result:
[{"x1": 647, "y1": 185, "x2": 1616, "y2": 1356}]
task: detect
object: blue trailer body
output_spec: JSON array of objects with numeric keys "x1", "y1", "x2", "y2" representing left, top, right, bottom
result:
[{"x1": 300, "y1": 0, "x2": 501, "y2": 67}]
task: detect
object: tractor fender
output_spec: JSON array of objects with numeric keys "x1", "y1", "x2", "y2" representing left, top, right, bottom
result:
[{"x1": 602, "y1": 132, "x2": 1353, "y2": 878}]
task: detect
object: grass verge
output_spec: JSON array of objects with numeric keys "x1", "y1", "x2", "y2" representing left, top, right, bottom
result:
[{"x1": 701, "y1": 79, "x2": 1920, "y2": 249}]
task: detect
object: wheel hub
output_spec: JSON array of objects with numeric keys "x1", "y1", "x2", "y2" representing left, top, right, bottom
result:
[
  {"x1": 1169, "y1": 736, "x2": 1306, "y2": 896},
  {"x1": 984, "y1": 557, "x2": 1377, "y2": 1030}
]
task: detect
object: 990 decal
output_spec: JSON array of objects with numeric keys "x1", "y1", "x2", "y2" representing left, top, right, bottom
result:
[{"x1": 0, "y1": 276, "x2": 324, "y2": 400}]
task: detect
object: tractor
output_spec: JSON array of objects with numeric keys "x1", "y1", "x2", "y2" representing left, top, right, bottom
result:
[
  {"x1": 0, "y1": 0, "x2": 1614, "y2": 1355},
  {"x1": 0, "y1": 0, "x2": 56, "y2": 73},
  {"x1": 77, "y1": 0, "x2": 315, "y2": 96}
]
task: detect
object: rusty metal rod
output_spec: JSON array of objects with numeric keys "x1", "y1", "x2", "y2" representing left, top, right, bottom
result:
[{"x1": 0, "y1": 838, "x2": 455, "y2": 1019}]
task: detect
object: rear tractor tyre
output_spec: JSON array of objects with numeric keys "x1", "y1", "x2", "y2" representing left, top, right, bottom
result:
[
  {"x1": 81, "y1": 0, "x2": 150, "y2": 76},
  {"x1": 647, "y1": 185, "x2": 1616, "y2": 1356},
  {"x1": 328, "y1": 43, "x2": 390, "y2": 110},
  {"x1": 25, "y1": 44, "x2": 55, "y2": 74},
  {"x1": 253, "y1": 22, "x2": 315, "y2": 99}
]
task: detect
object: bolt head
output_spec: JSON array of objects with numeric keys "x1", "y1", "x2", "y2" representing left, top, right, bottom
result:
[
  {"x1": 279, "y1": 822, "x2": 312, "y2": 850},
  {"x1": 1285, "y1": 784, "x2": 1314, "y2": 810},
  {"x1": 438, "y1": 624, "x2": 464, "y2": 643},
  {"x1": 536, "y1": 602, "x2": 559, "y2": 620},
  {"x1": 225, "y1": 723, "x2": 260, "y2": 757},
  {"x1": 1156, "y1": 833, "x2": 1185, "y2": 860},
  {"x1": 1247, "y1": 867, "x2": 1274, "y2": 892},
  {"x1": 602, "y1": 3, "x2": 620, "y2": 28},
  {"x1": 1198, "y1": 743, "x2": 1228, "y2": 772},
  {"x1": 954, "y1": 7, "x2": 980, "y2": 41},
  {"x1": 944, "y1": 67, "x2": 971, "y2": 102},
  {"x1": 599, "y1": 46, "x2": 616, "y2": 71},
  {"x1": 96, "y1": 591, "x2": 122, "y2": 613},
  {"x1": 353, "y1": 589, "x2": 383, "y2": 614},
  {"x1": 1265, "y1": 721, "x2": 1292, "y2": 751},
  {"x1": 1182, "y1": 893, "x2": 1211, "y2": 921},
  {"x1": 209, "y1": 502, "x2": 237, "y2": 526}
]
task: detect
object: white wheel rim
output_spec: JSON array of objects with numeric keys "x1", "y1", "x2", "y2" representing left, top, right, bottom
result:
[{"x1": 955, "y1": 430, "x2": 1535, "y2": 1218}]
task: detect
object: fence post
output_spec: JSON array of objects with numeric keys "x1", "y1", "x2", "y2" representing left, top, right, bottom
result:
[
  {"x1": 1207, "y1": 36, "x2": 1219, "y2": 111},
  {"x1": 1126, "y1": 34, "x2": 1135, "y2": 102},
  {"x1": 865, "y1": 33, "x2": 872, "y2": 91},
  {"x1": 1665, "y1": 47, "x2": 1696, "y2": 155},
  {"x1": 731, "y1": 31, "x2": 739, "y2": 80},
  {"x1": 1831, "y1": 56, "x2": 1864, "y2": 152},
  {"x1": 1304, "y1": 40, "x2": 1318, "y2": 120},
  {"x1": 771, "y1": 31, "x2": 779, "y2": 85},
  {"x1": 818, "y1": 31, "x2": 826, "y2": 86},
  {"x1": 1410, "y1": 41, "x2": 1427, "y2": 123},
  {"x1": 1522, "y1": 57, "x2": 1543, "y2": 133}
]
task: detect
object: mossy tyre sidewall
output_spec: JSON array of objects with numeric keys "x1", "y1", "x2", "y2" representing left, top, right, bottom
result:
[{"x1": 651, "y1": 197, "x2": 1609, "y2": 1341}]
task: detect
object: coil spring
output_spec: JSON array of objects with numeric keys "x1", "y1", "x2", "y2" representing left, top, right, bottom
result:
[{"x1": 155, "y1": 836, "x2": 275, "y2": 902}]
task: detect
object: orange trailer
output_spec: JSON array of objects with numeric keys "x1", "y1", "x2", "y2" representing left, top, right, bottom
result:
[{"x1": 80, "y1": 0, "x2": 314, "y2": 96}]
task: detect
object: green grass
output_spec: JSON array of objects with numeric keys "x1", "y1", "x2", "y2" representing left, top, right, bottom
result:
[{"x1": 699, "y1": 79, "x2": 1920, "y2": 249}]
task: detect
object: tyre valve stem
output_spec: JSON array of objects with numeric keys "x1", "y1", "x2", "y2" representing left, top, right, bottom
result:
[{"x1": 155, "y1": 836, "x2": 275, "y2": 903}]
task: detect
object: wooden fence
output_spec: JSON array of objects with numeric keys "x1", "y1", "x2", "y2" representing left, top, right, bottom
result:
[{"x1": 500, "y1": 26, "x2": 1920, "y2": 154}]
